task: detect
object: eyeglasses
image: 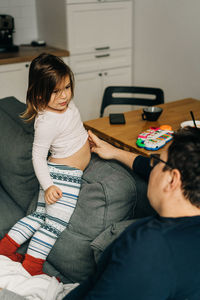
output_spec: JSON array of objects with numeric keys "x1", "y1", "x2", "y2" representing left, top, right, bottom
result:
[{"x1": 150, "y1": 154, "x2": 173, "y2": 169}]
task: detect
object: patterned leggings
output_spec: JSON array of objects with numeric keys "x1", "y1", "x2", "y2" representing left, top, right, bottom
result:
[{"x1": 8, "y1": 163, "x2": 83, "y2": 260}]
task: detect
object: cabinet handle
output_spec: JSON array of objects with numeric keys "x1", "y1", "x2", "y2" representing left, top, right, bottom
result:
[
  {"x1": 98, "y1": 73, "x2": 102, "y2": 76},
  {"x1": 25, "y1": 64, "x2": 29, "y2": 68},
  {"x1": 95, "y1": 54, "x2": 110, "y2": 58},
  {"x1": 95, "y1": 46, "x2": 110, "y2": 51}
]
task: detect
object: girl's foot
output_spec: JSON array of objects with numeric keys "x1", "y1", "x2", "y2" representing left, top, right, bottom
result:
[{"x1": 0, "y1": 234, "x2": 24, "y2": 262}]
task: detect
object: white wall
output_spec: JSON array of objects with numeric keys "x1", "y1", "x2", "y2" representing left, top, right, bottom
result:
[
  {"x1": 0, "y1": 0, "x2": 38, "y2": 45},
  {"x1": 133, "y1": 0, "x2": 200, "y2": 102}
]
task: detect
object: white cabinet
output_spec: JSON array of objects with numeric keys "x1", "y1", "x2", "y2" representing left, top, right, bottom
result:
[
  {"x1": 66, "y1": 0, "x2": 125, "y2": 3},
  {"x1": 101, "y1": 66, "x2": 133, "y2": 116},
  {"x1": 74, "y1": 65, "x2": 132, "y2": 121},
  {"x1": 61, "y1": 57, "x2": 70, "y2": 65},
  {"x1": 36, "y1": 0, "x2": 133, "y2": 120},
  {"x1": 69, "y1": 49, "x2": 132, "y2": 73},
  {"x1": 71, "y1": 49, "x2": 132, "y2": 120},
  {"x1": 73, "y1": 72, "x2": 102, "y2": 121},
  {"x1": 36, "y1": 0, "x2": 133, "y2": 54},
  {"x1": 74, "y1": 67, "x2": 131, "y2": 121},
  {"x1": 0, "y1": 62, "x2": 30, "y2": 103},
  {"x1": 66, "y1": 1, "x2": 132, "y2": 55}
]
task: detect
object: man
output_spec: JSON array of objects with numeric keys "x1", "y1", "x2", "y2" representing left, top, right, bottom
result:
[{"x1": 64, "y1": 126, "x2": 200, "y2": 300}]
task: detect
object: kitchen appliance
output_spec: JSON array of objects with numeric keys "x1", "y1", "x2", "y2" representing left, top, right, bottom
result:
[{"x1": 0, "y1": 15, "x2": 19, "y2": 53}]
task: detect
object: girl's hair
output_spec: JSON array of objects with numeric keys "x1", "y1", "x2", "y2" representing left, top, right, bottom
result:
[{"x1": 21, "y1": 53, "x2": 75, "y2": 122}]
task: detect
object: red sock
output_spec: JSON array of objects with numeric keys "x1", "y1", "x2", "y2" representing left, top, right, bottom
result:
[
  {"x1": 0, "y1": 234, "x2": 24, "y2": 262},
  {"x1": 22, "y1": 254, "x2": 46, "y2": 276},
  {"x1": 22, "y1": 254, "x2": 60, "y2": 281}
]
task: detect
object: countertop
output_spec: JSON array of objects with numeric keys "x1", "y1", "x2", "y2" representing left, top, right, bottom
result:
[{"x1": 0, "y1": 45, "x2": 70, "y2": 65}]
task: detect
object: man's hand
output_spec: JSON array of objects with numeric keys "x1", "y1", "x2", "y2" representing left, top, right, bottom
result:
[
  {"x1": 45, "y1": 185, "x2": 62, "y2": 205},
  {"x1": 88, "y1": 130, "x2": 117, "y2": 160},
  {"x1": 88, "y1": 130, "x2": 138, "y2": 169}
]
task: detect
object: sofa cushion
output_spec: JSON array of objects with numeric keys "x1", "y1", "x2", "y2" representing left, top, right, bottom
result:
[
  {"x1": 91, "y1": 219, "x2": 136, "y2": 263},
  {"x1": 69, "y1": 155, "x2": 136, "y2": 238},
  {"x1": 0, "y1": 97, "x2": 39, "y2": 211},
  {"x1": 47, "y1": 155, "x2": 137, "y2": 282},
  {"x1": 0, "y1": 184, "x2": 25, "y2": 236}
]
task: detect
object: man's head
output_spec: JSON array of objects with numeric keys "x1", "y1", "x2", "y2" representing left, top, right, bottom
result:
[{"x1": 148, "y1": 127, "x2": 200, "y2": 213}]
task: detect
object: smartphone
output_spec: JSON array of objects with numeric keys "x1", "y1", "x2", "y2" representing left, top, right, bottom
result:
[{"x1": 109, "y1": 113, "x2": 126, "y2": 124}]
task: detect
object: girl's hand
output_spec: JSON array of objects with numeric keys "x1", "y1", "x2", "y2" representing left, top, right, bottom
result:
[
  {"x1": 45, "y1": 185, "x2": 62, "y2": 205},
  {"x1": 88, "y1": 130, "x2": 117, "y2": 160}
]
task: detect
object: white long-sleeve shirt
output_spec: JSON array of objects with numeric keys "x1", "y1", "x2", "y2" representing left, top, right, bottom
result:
[{"x1": 32, "y1": 101, "x2": 88, "y2": 190}]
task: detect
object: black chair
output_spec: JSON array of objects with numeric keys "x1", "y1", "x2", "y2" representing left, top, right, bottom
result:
[{"x1": 100, "y1": 86, "x2": 164, "y2": 117}]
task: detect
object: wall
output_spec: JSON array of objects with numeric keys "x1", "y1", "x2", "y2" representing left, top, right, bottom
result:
[
  {"x1": 0, "y1": 0, "x2": 38, "y2": 45},
  {"x1": 133, "y1": 0, "x2": 200, "y2": 102}
]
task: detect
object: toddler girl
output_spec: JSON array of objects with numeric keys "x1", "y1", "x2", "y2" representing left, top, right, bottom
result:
[{"x1": 0, "y1": 53, "x2": 91, "y2": 276}]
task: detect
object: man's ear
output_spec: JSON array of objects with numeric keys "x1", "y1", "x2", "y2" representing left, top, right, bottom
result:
[{"x1": 165, "y1": 169, "x2": 181, "y2": 191}]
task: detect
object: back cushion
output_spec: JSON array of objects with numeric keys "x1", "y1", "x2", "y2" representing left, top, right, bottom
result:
[
  {"x1": 0, "y1": 97, "x2": 39, "y2": 211},
  {"x1": 48, "y1": 154, "x2": 137, "y2": 282}
]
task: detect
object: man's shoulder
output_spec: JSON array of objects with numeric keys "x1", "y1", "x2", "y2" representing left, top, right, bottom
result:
[
  {"x1": 116, "y1": 215, "x2": 200, "y2": 256},
  {"x1": 123, "y1": 215, "x2": 164, "y2": 236},
  {"x1": 114, "y1": 216, "x2": 167, "y2": 252},
  {"x1": 108, "y1": 216, "x2": 174, "y2": 280}
]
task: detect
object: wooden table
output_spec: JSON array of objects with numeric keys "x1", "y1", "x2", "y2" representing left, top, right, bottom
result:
[{"x1": 84, "y1": 98, "x2": 200, "y2": 156}]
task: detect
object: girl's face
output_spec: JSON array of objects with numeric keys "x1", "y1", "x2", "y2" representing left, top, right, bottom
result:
[{"x1": 47, "y1": 75, "x2": 72, "y2": 113}]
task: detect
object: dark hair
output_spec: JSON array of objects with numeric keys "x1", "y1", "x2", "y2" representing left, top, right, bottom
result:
[
  {"x1": 21, "y1": 53, "x2": 74, "y2": 121},
  {"x1": 164, "y1": 126, "x2": 200, "y2": 207}
]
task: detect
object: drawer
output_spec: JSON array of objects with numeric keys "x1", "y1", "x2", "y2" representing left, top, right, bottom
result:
[
  {"x1": 69, "y1": 49, "x2": 132, "y2": 73},
  {"x1": 66, "y1": 1, "x2": 132, "y2": 54},
  {"x1": 66, "y1": 0, "x2": 130, "y2": 4}
]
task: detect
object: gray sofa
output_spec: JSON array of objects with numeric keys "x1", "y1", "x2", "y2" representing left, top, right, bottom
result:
[{"x1": 0, "y1": 97, "x2": 155, "y2": 283}]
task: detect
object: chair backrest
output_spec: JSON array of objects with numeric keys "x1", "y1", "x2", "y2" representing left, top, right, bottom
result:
[{"x1": 100, "y1": 86, "x2": 164, "y2": 117}]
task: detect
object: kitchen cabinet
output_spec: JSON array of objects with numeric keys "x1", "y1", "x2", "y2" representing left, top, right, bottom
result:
[
  {"x1": 69, "y1": 49, "x2": 131, "y2": 74},
  {"x1": 36, "y1": 0, "x2": 132, "y2": 54},
  {"x1": 71, "y1": 49, "x2": 132, "y2": 120},
  {"x1": 73, "y1": 72, "x2": 101, "y2": 121},
  {"x1": 74, "y1": 66, "x2": 132, "y2": 121},
  {"x1": 66, "y1": 1, "x2": 132, "y2": 55},
  {"x1": 66, "y1": 0, "x2": 125, "y2": 3},
  {"x1": 36, "y1": 0, "x2": 133, "y2": 120},
  {"x1": 0, "y1": 62, "x2": 30, "y2": 103}
]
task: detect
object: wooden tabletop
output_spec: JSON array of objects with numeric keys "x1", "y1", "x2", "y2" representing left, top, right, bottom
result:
[
  {"x1": 0, "y1": 45, "x2": 70, "y2": 65},
  {"x1": 84, "y1": 98, "x2": 200, "y2": 156}
]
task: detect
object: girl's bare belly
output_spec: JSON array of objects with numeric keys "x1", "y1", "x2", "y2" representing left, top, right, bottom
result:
[{"x1": 49, "y1": 140, "x2": 91, "y2": 171}]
